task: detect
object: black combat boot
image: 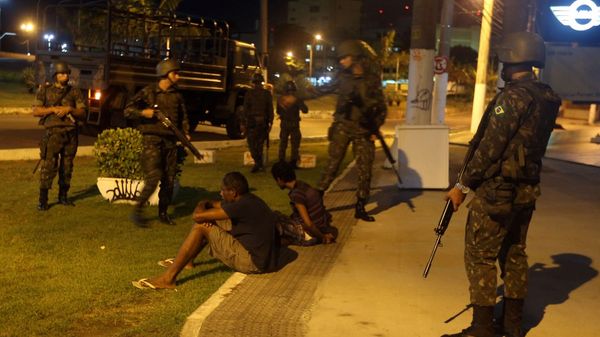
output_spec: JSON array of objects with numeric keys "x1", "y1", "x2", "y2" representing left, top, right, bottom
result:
[
  {"x1": 130, "y1": 207, "x2": 149, "y2": 228},
  {"x1": 37, "y1": 188, "x2": 49, "y2": 211},
  {"x1": 502, "y1": 298, "x2": 524, "y2": 337},
  {"x1": 354, "y1": 198, "x2": 375, "y2": 222},
  {"x1": 441, "y1": 305, "x2": 495, "y2": 337},
  {"x1": 58, "y1": 186, "x2": 75, "y2": 206},
  {"x1": 158, "y1": 203, "x2": 176, "y2": 225}
]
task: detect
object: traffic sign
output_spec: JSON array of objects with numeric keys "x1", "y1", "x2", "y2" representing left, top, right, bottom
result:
[{"x1": 434, "y1": 56, "x2": 448, "y2": 74}]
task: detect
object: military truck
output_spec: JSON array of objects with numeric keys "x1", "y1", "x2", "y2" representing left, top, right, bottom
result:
[{"x1": 34, "y1": 1, "x2": 262, "y2": 139}]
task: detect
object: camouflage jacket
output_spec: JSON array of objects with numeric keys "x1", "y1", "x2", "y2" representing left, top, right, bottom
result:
[
  {"x1": 124, "y1": 83, "x2": 189, "y2": 137},
  {"x1": 462, "y1": 74, "x2": 561, "y2": 190},
  {"x1": 316, "y1": 69, "x2": 387, "y2": 134},
  {"x1": 276, "y1": 94, "x2": 308, "y2": 127},
  {"x1": 35, "y1": 83, "x2": 86, "y2": 129},
  {"x1": 242, "y1": 87, "x2": 274, "y2": 128}
]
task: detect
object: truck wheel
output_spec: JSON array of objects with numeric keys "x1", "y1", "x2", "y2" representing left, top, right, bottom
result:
[{"x1": 226, "y1": 106, "x2": 245, "y2": 139}]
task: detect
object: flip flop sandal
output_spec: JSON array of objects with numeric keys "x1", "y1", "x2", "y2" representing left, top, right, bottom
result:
[
  {"x1": 158, "y1": 258, "x2": 193, "y2": 270},
  {"x1": 131, "y1": 278, "x2": 176, "y2": 291},
  {"x1": 157, "y1": 258, "x2": 175, "y2": 268}
]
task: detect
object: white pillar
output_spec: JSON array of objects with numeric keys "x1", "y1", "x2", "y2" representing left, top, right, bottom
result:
[{"x1": 470, "y1": 0, "x2": 495, "y2": 133}]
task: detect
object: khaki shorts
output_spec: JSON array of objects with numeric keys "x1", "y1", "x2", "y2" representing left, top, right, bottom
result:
[{"x1": 207, "y1": 221, "x2": 261, "y2": 274}]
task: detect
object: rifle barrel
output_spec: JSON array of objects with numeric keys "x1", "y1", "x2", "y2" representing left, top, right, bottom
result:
[
  {"x1": 423, "y1": 234, "x2": 442, "y2": 278},
  {"x1": 154, "y1": 110, "x2": 204, "y2": 161},
  {"x1": 376, "y1": 132, "x2": 403, "y2": 184}
]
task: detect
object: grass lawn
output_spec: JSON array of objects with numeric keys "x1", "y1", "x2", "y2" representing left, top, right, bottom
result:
[
  {"x1": 0, "y1": 81, "x2": 35, "y2": 108},
  {"x1": 0, "y1": 142, "x2": 350, "y2": 337}
]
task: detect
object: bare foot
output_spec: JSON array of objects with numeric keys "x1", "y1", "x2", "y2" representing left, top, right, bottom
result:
[
  {"x1": 132, "y1": 277, "x2": 176, "y2": 290},
  {"x1": 145, "y1": 276, "x2": 176, "y2": 290}
]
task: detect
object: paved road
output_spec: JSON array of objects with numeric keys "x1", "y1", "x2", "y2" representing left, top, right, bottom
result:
[{"x1": 0, "y1": 112, "x2": 403, "y2": 150}]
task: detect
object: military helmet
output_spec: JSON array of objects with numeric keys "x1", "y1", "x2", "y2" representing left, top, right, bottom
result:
[
  {"x1": 336, "y1": 40, "x2": 377, "y2": 60},
  {"x1": 284, "y1": 80, "x2": 297, "y2": 92},
  {"x1": 156, "y1": 59, "x2": 180, "y2": 77},
  {"x1": 497, "y1": 31, "x2": 546, "y2": 68},
  {"x1": 252, "y1": 73, "x2": 265, "y2": 84},
  {"x1": 52, "y1": 62, "x2": 71, "y2": 76}
]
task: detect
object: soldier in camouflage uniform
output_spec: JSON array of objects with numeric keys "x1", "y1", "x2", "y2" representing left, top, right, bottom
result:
[
  {"x1": 125, "y1": 59, "x2": 190, "y2": 228},
  {"x1": 314, "y1": 40, "x2": 387, "y2": 222},
  {"x1": 444, "y1": 32, "x2": 561, "y2": 337},
  {"x1": 242, "y1": 73, "x2": 274, "y2": 173},
  {"x1": 33, "y1": 61, "x2": 87, "y2": 211},
  {"x1": 277, "y1": 80, "x2": 308, "y2": 167}
]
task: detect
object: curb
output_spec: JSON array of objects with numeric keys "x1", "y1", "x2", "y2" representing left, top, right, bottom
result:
[
  {"x1": 180, "y1": 273, "x2": 247, "y2": 337},
  {"x1": 0, "y1": 107, "x2": 33, "y2": 114}
]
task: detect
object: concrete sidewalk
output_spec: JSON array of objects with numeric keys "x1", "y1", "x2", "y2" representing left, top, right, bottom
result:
[{"x1": 181, "y1": 120, "x2": 600, "y2": 337}]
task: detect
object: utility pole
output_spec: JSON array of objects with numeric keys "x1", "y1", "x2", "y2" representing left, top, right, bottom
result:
[
  {"x1": 470, "y1": 0, "x2": 495, "y2": 133},
  {"x1": 432, "y1": 0, "x2": 454, "y2": 125},
  {"x1": 260, "y1": 0, "x2": 268, "y2": 83},
  {"x1": 405, "y1": 0, "x2": 438, "y2": 125},
  {"x1": 396, "y1": 0, "x2": 449, "y2": 189}
]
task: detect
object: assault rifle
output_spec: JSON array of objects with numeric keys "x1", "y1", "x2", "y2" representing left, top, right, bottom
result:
[
  {"x1": 422, "y1": 144, "x2": 475, "y2": 278},
  {"x1": 362, "y1": 105, "x2": 403, "y2": 185},
  {"x1": 153, "y1": 106, "x2": 204, "y2": 161},
  {"x1": 375, "y1": 130, "x2": 403, "y2": 184},
  {"x1": 422, "y1": 96, "x2": 496, "y2": 278}
]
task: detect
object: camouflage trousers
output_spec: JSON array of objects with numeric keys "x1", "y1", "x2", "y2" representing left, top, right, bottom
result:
[
  {"x1": 465, "y1": 196, "x2": 534, "y2": 306},
  {"x1": 278, "y1": 125, "x2": 301, "y2": 163},
  {"x1": 246, "y1": 125, "x2": 268, "y2": 166},
  {"x1": 318, "y1": 121, "x2": 374, "y2": 199},
  {"x1": 39, "y1": 127, "x2": 78, "y2": 190},
  {"x1": 138, "y1": 135, "x2": 178, "y2": 211}
]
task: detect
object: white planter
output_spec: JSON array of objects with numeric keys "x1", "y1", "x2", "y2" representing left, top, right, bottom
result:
[{"x1": 96, "y1": 177, "x2": 179, "y2": 205}]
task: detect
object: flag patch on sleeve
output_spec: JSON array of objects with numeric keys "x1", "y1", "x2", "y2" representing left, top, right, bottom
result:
[{"x1": 494, "y1": 105, "x2": 505, "y2": 115}]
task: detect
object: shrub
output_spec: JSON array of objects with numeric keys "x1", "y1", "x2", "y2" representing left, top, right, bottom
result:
[
  {"x1": 93, "y1": 128, "x2": 143, "y2": 179},
  {"x1": 22, "y1": 67, "x2": 36, "y2": 93}
]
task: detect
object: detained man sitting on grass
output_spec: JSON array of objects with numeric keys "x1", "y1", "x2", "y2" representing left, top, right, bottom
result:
[
  {"x1": 132, "y1": 171, "x2": 280, "y2": 290},
  {"x1": 271, "y1": 161, "x2": 337, "y2": 246}
]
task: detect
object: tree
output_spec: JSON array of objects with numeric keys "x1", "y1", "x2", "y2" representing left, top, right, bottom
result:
[{"x1": 448, "y1": 45, "x2": 497, "y2": 98}]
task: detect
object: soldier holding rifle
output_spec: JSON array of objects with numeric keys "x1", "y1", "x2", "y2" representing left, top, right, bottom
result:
[
  {"x1": 242, "y1": 73, "x2": 274, "y2": 173},
  {"x1": 33, "y1": 61, "x2": 86, "y2": 211},
  {"x1": 312, "y1": 40, "x2": 387, "y2": 222},
  {"x1": 125, "y1": 59, "x2": 190, "y2": 227},
  {"x1": 276, "y1": 80, "x2": 308, "y2": 168},
  {"x1": 442, "y1": 32, "x2": 561, "y2": 337}
]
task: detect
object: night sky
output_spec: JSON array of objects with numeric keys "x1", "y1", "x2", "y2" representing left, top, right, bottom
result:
[
  {"x1": 0, "y1": 0, "x2": 288, "y2": 51},
  {"x1": 1, "y1": 0, "x2": 286, "y2": 33}
]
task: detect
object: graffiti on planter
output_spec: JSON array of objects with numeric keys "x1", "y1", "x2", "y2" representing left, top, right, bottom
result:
[{"x1": 106, "y1": 179, "x2": 142, "y2": 202}]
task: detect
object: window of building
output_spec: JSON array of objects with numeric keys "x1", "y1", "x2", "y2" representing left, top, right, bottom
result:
[{"x1": 309, "y1": 5, "x2": 320, "y2": 13}]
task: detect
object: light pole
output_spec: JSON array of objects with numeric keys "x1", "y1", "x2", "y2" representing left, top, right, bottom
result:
[
  {"x1": 43, "y1": 33, "x2": 54, "y2": 50},
  {"x1": 308, "y1": 33, "x2": 321, "y2": 78},
  {"x1": 20, "y1": 22, "x2": 35, "y2": 55},
  {"x1": 470, "y1": 0, "x2": 495, "y2": 133}
]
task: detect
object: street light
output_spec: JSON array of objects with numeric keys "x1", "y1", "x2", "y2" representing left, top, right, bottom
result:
[
  {"x1": 20, "y1": 22, "x2": 35, "y2": 55},
  {"x1": 43, "y1": 33, "x2": 54, "y2": 50},
  {"x1": 308, "y1": 33, "x2": 322, "y2": 78}
]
